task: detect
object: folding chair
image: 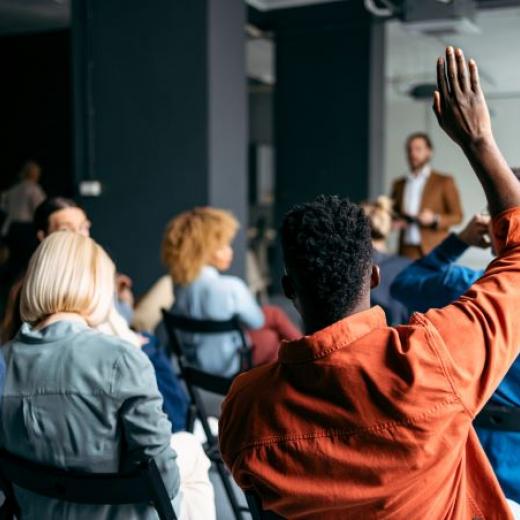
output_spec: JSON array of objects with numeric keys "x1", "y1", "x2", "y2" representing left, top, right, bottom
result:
[
  {"x1": 245, "y1": 491, "x2": 285, "y2": 520},
  {"x1": 474, "y1": 404, "x2": 520, "y2": 431},
  {"x1": 161, "y1": 311, "x2": 252, "y2": 373},
  {"x1": 0, "y1": 449, "x2": 176, "y2": 520},
  {"x1": 162, "y1": 309, "x2": 249, "y2": 520}
]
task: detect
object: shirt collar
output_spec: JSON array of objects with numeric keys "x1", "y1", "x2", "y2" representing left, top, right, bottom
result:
[
  {"x1": 199, "y1": 265, "x2": 219, "y2": 278},
  {"x1": 278, "y1": 306, "x2": 387, "y2": 364},
  {"x1": 408, "y1": 163, "x2": 431, "y2": 181},
  {"x1": 17, "y1": 320, "x2": 89, "y2": 344}
]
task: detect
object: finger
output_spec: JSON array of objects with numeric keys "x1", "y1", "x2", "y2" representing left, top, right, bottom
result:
[
  {"x1": 455, "y1": 48, "x2": 470, "y2": 92},
  {"x1": 446, "y1": 46, "x2": 460, "y2": 96},
  {"x1": 437, "y1": 57, "x2": 449, "y2": 100},
  {"x1": 432, "y1": 90, "x2": 442, "y2": 118},
  {"x1": 469, "y1": 59, "x2": 481, "y2": 93}
]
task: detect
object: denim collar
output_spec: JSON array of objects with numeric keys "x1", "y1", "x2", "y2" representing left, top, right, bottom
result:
[{"x1": 18, "y1": 320, "x2": 89, "y2": 344}]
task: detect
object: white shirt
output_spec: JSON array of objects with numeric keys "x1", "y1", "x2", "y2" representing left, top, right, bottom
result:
[{"x1": 402, "y1": 164, "x2": 431, "y2": 246}]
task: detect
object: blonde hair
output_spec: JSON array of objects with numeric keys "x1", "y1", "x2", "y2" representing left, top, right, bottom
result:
[
  {"x1": 361, "y1": 196, "x2": 394, "y2": 241},
  {"x1": 21, "y1": 231, "x2": 115, "y2": 327},
  {"x1": 162, "y1": 207, "x2": 239, "y2": 285}
]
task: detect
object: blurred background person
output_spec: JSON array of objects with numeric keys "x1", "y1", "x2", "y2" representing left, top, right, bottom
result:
[
  {"x1": 1, "y1": 160, "x2": 45, "y2": 237},
  {"x1": 0, "y1": 161, "x2": 45, "y2": 300},
  {"x1": 162, "y1": 207, "x2": 301, "y2": 377},
  {"x1": 391, "y1": 133, "x2": 463, "y2": 260},
  {"x1": 361, "y1": 196, "x2": 410, "y2": 325}
]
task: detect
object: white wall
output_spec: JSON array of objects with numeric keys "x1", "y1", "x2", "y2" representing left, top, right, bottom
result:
[{"x1": 383, "y1": 14, "x2": 520, "y2": 269}]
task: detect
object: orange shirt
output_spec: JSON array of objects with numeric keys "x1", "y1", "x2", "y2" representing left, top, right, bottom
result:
[{"x1": 219, "y1": 207, "x2": 520, "y2": 520}]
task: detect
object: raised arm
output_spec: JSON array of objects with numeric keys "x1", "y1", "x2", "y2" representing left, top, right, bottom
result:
[
  {"x1": 391, "y1": 215, "x2": 488, "y2": 312},
  {"x1": 433, "y1": 47, "x2": 520, "y2": 215},
  {"x1": 424, "y1": 47, "x2": 520, "y2": 413}
]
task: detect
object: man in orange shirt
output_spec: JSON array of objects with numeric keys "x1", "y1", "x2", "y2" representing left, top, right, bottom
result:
[{"x1": 219, "y1": 48, "x2": 520, "y2": 519}]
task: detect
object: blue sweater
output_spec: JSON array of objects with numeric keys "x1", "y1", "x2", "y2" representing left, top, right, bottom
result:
[{"x1": 391, "y1": 234, "x2": 520, "y2": 501}]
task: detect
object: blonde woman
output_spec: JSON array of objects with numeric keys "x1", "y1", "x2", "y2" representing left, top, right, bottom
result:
[
  {"x1": 162, "y1": 207, "x2": 300, "y2": 377},
  {"x1": 361, "y1": 196, "x2": 411, "y2": 325},
  {"x1": 0, "y1": 232, "x2": 214, "y2": 519}
]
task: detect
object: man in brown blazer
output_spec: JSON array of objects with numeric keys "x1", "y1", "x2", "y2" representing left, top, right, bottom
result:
[{"x1": 391, "y1": 132, "x2": 463, "y2": 259}]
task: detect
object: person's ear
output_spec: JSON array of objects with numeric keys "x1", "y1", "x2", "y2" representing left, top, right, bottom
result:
[
  {"x1": 370, "y1": 264, "x2": 381, "y2": 290},
  {"x1": 36, "y1": 230, "x2": 45, "y2": 242},
  {"x1": 282, "y1": 274, "x2": 296, "y2": 300}
]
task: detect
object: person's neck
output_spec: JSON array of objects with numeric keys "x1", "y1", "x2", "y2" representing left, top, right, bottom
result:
[
  {"x1": 36, "y1": 312, "x2": 87, "y2": 330},
  {"x1": 372, "y1": 239, "x2": 387, "y2": 253},
  {"x1": 411, "y1": 162, "x2": 429, "y2": 176},
  {"x1": 302, "y1": 299, "x2": 370, "y2": 336}
]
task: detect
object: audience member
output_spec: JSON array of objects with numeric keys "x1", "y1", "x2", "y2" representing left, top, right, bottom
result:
[
  {"x1": 1, "y1": 160, "x2": 45, "y2": 236},
  {"x1": 391, "y1": 132, "x2": 463, "y2": 259},
  {"x1": 391, "y1": 211, "x2": 520, "y2": 501},
  {"x1": 0, "y1": 232, "x2": 186, "y2": 518},
  {"x1": 0, "y1": 197, "x2": 189, "y2": 433},
  {"x1": 0, "y1": 161, "x2": 46, "y2": 297},
  {"x1": 361, "y1": 195, "x2": 410, "y2": 325},
  {"x1": 162, "y1": 207, "x2": 300, "y2": 377},
  {"x1": 219, "y1": 48, "x2": 520, "y2": 518},
  {"x1": 133, "y1": 275, "x2": 174, "y2": 333}
]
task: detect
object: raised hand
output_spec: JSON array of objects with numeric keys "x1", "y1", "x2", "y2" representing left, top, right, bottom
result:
[
  {"x1": 433, "y1": 47, "x2": 492, "y2": 149},
  {"x1": 458, "y1": 214, "x2": 491, "y2": 248}
]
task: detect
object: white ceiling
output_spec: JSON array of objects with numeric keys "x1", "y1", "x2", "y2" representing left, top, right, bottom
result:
[
  {"x1": 386, "y1": 6, "x2": 520, "y2": 100},
  {"x1": 246, "y1": 0, "x2": 342, "y2": 10}
]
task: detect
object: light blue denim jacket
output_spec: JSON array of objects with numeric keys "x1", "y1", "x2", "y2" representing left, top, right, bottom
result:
[
  {"x1": 0, "y1": 320, "x2": 180, "y2": 519},
  {"x1": 172, "y1": 266, "x2": 265, "y2": 376}
]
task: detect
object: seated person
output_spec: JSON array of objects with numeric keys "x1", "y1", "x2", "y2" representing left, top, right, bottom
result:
[
  {"x1": 1, "y1": 231, "x2": 181, "y2": 518},
  {"x1": 219, "y1": 48, "x2": 520, "y2": 518},
  {"x1": 361, "y1": 196, "x2": 411, "y2": 325},
  {"x1": 162, "y1": 207, "x2": 300, "y2": 377},
  {"x1": 133, "y1": 274, "x2": 174, "y2": 333},
  {"x1": 391, "y1": 212, "x2": 520, "y2": 502},
  {"x1": 0, "y1": 197, "x2": 189, "y2": 434}
]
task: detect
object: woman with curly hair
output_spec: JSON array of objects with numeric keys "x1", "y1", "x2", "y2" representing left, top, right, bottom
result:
[{"x1": 162, "y1": 207, "x2": 300, "y2": 377}]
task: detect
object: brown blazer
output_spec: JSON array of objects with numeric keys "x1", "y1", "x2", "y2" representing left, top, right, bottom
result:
[{"x1": 391, "y1": 170, "x2": 463, "y2": 255}]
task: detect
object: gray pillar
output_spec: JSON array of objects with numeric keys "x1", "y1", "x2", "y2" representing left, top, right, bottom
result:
[
  {"x1": 271, "y1": 3, "x2": 374, "y2": 289},
  {"x1": 72, "y1": 0, "x2": 247, "y2": 293}
]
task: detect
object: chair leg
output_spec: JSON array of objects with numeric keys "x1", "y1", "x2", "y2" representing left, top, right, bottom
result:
[{"x1": 215, "y1": 460, "x2": 245, "y2": 520}]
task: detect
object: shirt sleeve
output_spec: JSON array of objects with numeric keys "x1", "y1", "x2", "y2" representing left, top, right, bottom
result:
[
  {"x1": 390, "y1": 234, "x2": 483, "y2": 312},
  {"x1": 423, "y1": 207, "x2": 520, "y2": 415},
  {"x1": 114, "y1": 345, "x2": 180, "y2": 499}
]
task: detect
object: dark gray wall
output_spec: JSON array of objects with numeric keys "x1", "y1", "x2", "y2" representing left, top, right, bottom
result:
[
  {"x1": 72, "y1": 0, "x2": 247, "y2": 294},
  {"x1": 269, "y1": 2, "x2": 375, "y2": 288},
  {"x1": 0, "y1": 30, "x2": 73, "y2": 197}
]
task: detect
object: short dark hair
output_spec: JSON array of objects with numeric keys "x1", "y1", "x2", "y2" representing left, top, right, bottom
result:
[
  {"x1": 281, "y1": 195, "x2": 373, "y2": 325},
  {"x1": 33, "y1": 197, "x2": 80, "y2": 234},
  {"x1": 406, "y1": 132, "x2": 433, "y2": 150}
]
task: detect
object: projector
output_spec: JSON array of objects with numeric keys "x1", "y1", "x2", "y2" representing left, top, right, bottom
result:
[{"x1": 401, "y1": 0, "x2": 479, "y2": 36}]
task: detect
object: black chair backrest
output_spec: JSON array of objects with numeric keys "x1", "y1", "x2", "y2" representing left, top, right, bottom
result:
[
  {"x1": 161, "y1": 310, "x2": 251, "y2": 371},
  {"x1": 474, "y1": 404, "x2": 520, "y2": 431},
  {"x1": 182, "y1": 364, "x2": 234, "y2": 396},
  {"x1": 246, "y1": 492, "x2": 284, "y2": 520},
  {"x1": 0, "y1": 449, "x2": 176, "y2": 520}
]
